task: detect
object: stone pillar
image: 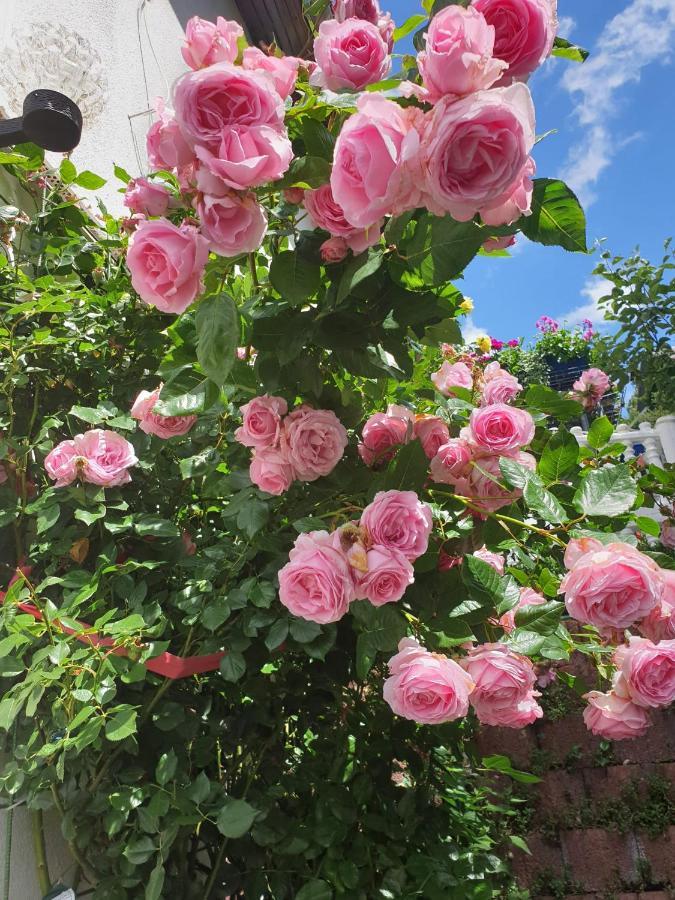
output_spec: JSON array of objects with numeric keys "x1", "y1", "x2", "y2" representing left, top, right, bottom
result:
[
  {"x1": 638, "y1": 422, "x2": 664, "y2": 467},
  {"x1": 655, "y1": 415, "x2": 675, "y2": 464}
]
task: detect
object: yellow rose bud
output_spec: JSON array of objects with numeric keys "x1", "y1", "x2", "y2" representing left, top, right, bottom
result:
[
  {"x1": 459, "y1": 297, "x2": 474, "y2": 312},
  {"x1": 476, "y1": 336, "x2": 491, "y2": 354}
]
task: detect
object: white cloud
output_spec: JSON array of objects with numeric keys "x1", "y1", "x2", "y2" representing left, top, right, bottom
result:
[
  {"x1": 557, "y1": 15, "x2": 576, "y2": 37},
  {"x1": 461, "y1": 315, "x2": 490, "y2": 343},
  {"x1": 560, "y1": 0, "x2": 675, "y2": 205},
  {"x1": 560, "y1": 276, "x2": 613, "y2": 327}
]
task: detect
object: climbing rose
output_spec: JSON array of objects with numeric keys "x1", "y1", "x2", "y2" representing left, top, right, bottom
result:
[
  {"x1": 639, "y1": 599, "x2": 675, "y2": 643},
  {"x1": 571, "y1": 367, "x2": 611, "y2": 410},
  {"x1": 312, "y1": 18, "x2": 390, "y2": 92},
  {"x1": 194, "y1": 125, "x2": 293, "y2": 190},
  {"x1": 320, "y1": 237, "x2": 349, "y2": 263},
  {"x1": 361, "y1": 490, "x2": 433, "y2": 561},
  {"x1": 383, "y1": 637, "x2": 474, "y2": 724},
  {"x1": 563, "y1": 535, "x2": 604, "y2": 569},
  {"x1": 417, "y1": 5, "x2": 506, "y2": 102},
  {"x1": 234, "y1": 395, "x2": 288, "y2": 450},
  {"x1": 431, "y1": 361, "x2": 474, "y2": 397},
  {"x1": 480, "y1": 156, "x2": 535, "y2": 226},
  {"x1": 473, "y1": 546, "x2": 505, "y2": 575},
  {"x1": 278, "y1": 531, "x2": 355, "y2": 623},
  {"x1": 614, "y1": 637, "x2": 675, "y2": 709},
  {"x1": 131, "y1": 387, "x2": 196, "y2": 438},
  {"x1": 463, "y1": 643, "x2": 541, "y2": 728},
  {"x1": 413, "y1": 416, "x2": 450, "y2": 460},
  {"x1": 583, "y1": 690, "x2": 650, "y2": 741},
  {"x1": 146, "y1": 100, "x2": 193, "y2": 171},
  {"x1": 455, "y1": 451, "x2": 535, "y2": 514},
  {"x1": 560, "y1": 542, "x2": 664, "y2": 631},
  {"x1": 355, "y1": 545, "x2": 414, "y2": 606},
  {"x1": 123, "y1": 178, "x2": 171, "y2": 217},
  {"x1": 304, "y1": 184, "x2": 382, "y2": 253},
  {"x1": 249, "y1": 447, "x2": 295, "y2": 496},
  {"x1": 127, "y1": 218, "x2": 209, "y2": 314},
  {"x1": 331, "y1": 0, "x2": 380, "y2": 22},
  {"x1": 422, "y1": 83, "x2": 536, "y2": 222},
  {"x1": 242, "y1": 48, "x2": 301, "y2": 100},
  {"x1": 283, "y1": 407, "x2": 348, "y2": 482},
  {"x1": 429, "y1": 439, "x2": 474, "y2": 485},
  {"x1": 358, "y1": 407, "x2": 412, "y2": 467},
  {"x1": 196, "y1": 192, "x2": 267, "y2": 257},
  {"x1": 181, "y1": 16, "x2": 242, "y2": 69},
  {"x1": 481, "y1": 372, "x2": 523, "y2": 406},
  {"x1": 473, "y1": 0, "x2": 557, "y2": 82},
  {"x1": 46, "y1": 430, "x2": 137, "y2": 488},
  {"x1": 466, "y1": 404, "x2": 535, "y2": 453},
  {"x1": 499, "y1": 586, "x2": 547, "y2": 632}
]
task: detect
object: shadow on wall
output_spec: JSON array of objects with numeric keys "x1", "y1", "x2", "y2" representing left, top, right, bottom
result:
[{"x1": 167, "y1": 0, "x2": 243, "y2": 30}]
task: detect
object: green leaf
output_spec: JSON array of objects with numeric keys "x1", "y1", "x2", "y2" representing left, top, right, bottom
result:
[
  {"x1": 510, "y1": 835, "x2": 532, "y2": 855},
  {"x1": 514, "y1": 601, "x2": 564, "y2": 635},
  {"x1": 337, "y1": 251, "x2": 383, "y2": 303},
  {"x1": 196, "y1": 293, "x2": 239, "y2": 386},
  {"x1": 355, "y1": 633, "x2": 379, "y2": 681},
  {"x1": 552, "y1": 36, "x2": 590, "y2": 63},
  {"x1": 237, "y1": 499, "x2": 268, "y2": 537},
  {"x1": 123, "y1": 835, "x2": 155, "y2": 865},
  {"x1": 538, "y1": 428, "x2": 579, "y2": 482},
  {"x1": 216, "y1": 797, "x2": 257, "y2": 838},
  {"x1": 145, "y1": 861, "x2": 165, "y2": 900},
  {"x1": 574, "y1": 464, "x2": 637, "y2": 517},
  {"x1": 384, "y1": 439, "x2": 429, "y2": 493},
  {"x1": 220, "y1": 652, "x2": 246, "y2": 682},
  {"x1": 481, "y1": 754, "x2": 541, "y2": 784},
  {"x1": 389, "y1": 213, "x2": 484, "y2": 288},
  {"x1": 520, "y1": 178, "x2": 588, "y2": 253},
  {"x1": 69, "y1": 404, "x2": 114, "y2": 424},
  {"x1": 270, "y1": 251, "x2": 321, "y2": 305},
  {"x1": 265, "y1": 618, "x2": 289, "y2": 651},
  {"x1": 105, "y1": 707, "x2": 138, "y2": 742},
  {"x1": 134, "y1": 515, "x2": 180, "y2": 538},
  {"x1": 524, "y1": 384, "x2": 584, "y2": 421},
  {"x1": 301, "y1": 119, "x2": 335, "y2": 161},
  {"x1": 586, "y1": 416, "x2": 614, "y2": 450},
  {"x1": 277, "y1": 156, "x2": 331, "y2": 189},
  {"x1": 504, "y1": 629, "x2": 546, "y2": 657},
  {"x1": 114, "y1": 164, "x2": 133, "y2": 183},
  {"x1": 352, "y1": 602, "x2": 407, "y2": 679},
  {"x1": 37, "y1": 504, "x2": 60, "y2": 534},
  {"x1": 393, "y1": 13, "x2": 427, "y2": 41},
  {"x1": 74, "y1": 505, "x2": 106, "y2": 525},
  {"x1": 501, "y1": 458, "x2": 569, "y2": 523},
  {"x1": 461, "y1": 556, "x2": 520, "y2": 614},
  {"x1": 633, "y1": 515, "x2": 660, "y2": 537},
  {"x1": 59, "y1": 158, "x2": 77, "y2": 183},
  {"x1": 155, "y1": 377, "x2": 219, "y2": 416},
  {"x1": 296, "y1": 880, "x2": 333, "y2": 900},
  {"x1": 156, "y1": 749, "x2": 177, "y2": 786},
  {"x1": 421, "y1": 316, "x2": 462, "y2": 347},
  {"x1": 74, "y1": 170, "x2": 106, "y2": 190},
  {"x1": 289, "y1": 618, "x2": 321, "y2": 643}
]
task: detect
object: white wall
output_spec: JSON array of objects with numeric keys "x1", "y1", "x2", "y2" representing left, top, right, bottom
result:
[{"x1": 0, "y1": 0, "x2": 243, "y2": 212}]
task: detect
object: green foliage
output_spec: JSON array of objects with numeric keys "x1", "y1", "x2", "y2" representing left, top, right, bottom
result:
[{"x1": 520, "y1": 179, "x2": 588, "y2": 254}]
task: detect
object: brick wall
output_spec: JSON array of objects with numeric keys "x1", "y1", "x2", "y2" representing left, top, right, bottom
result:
[{"x1": 476, "y1": 703, "x2": 674, "y2": 899}]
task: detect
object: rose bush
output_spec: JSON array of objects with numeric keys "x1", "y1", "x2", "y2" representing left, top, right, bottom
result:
[{"x1": 0, "y1": 4, "x2": 673, "y2": 899}]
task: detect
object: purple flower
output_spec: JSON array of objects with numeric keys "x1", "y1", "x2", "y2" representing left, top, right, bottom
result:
[
  {"x1": 507, "y1": 339, "x2": 520, "y2": 348},
  {"x1": 535, "y1": 315, "x2": 559, "y2": 334}
]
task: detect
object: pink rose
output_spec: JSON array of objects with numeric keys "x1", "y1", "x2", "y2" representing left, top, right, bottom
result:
[
  {"x1": 413, "y1": 416, "x2": 450, "y2": 460},
  {"x1": 455, "y1": 451, "x2": 535, "y2": 514},
  {"x1": 481, "y1": 373, "x2": 523, "y2": 406},
  {"x1": 320, "y1": 237, "x2": 349, "y2": 263},
  {"x1": 131, "y1": 386, "x2": 197, "y2": 438},
  {"x1": 660, "y1": 519, "x2": 675, "y2": 549},
  {"x1": 355, "y1": 545, "x2": 414, "y2": 606},
  {"x1": 173, "y1": 64, "x2": 284, "y2": 149},
  {"x1": 360, "y1": 490, "x2": 433, "y2": 561},
  {"x1": 196, "y1": 192, "x2": 267, "y2": 258},
  {"x1": 563, "y1": 536, "x2": 604, "y2": 569},
  {"x1": 250, "y1": 447, "x2": 295, "y2": 496},
  {"x1": 466, "y1": 403, "x2": 535, "y2": 453},
  {"x1": 473, "y1": 0, "x2": 557, "y2": 82},
  {"x1": 431, "y1": 361, "x2": 474, "y2": 397},
  {"x1": 234, "y1": 394, "x2": 288, "y2": 450},
  {"x1": 421, "y1": 83, "x2": 535, "y2": 222},
  {"x1": 283, "y1": 407, "x2": 348, "y2": 482},
  {"x1": 383, "y1": 637, "x2": 474, "y2": 724},
  {"x1": 418, "y1": 5, "x2": 506, "y2": 103},
  {"x1": 559, "y1": 542, "x2": 664, "y2": 631},
  {"x1": 181, "y1": 16, "x2": 243, "y2": 70},
  {"x1": 278, "y1": 531, "x2": 355, "y2": 623},
  {"x1": 123, "y1": 178, "x2": 171, "y2": 217},
  {"x1": 283, "y1": 188, "x2": 305, "y2": 205},
  {"x1": 483, "y1": 235, "x2": 516, "y2": 253},
  {"x1": 499, "y1": 586, "x2": 546, "y2": 632},
  {"x1": 331, "y1": 0, "x2": 380, "y2": 22},
  {"x1": 311, "y1": 19, "x2": 390, "y2": 92},
  {"x1": 614, "y1": 636, "x2": 675, "y2": 709},
  {"x1": 304, "y1": 184, "x2": 382, "y2": 254},
  {"x1": 194, "y1": 125, "x2": 293, "y2": 191},
  {"x1": 429, "y1": 439, "x2": 474, "y2": 485},
  {"x1": 463, "y1": 643, "x2": 540, "y2": 727},
  {"x1": 571, "y1": 367, "x2": 612, "y2": 410},
  {"x1": 638, "y1": 600, "x2": 675, "y2": 643},
  {"x1": 127, "y1": 218, "x2": 209, "y2": 314},
  {"x1": 146, "y1": 100, "x2": 193, "y2": 172},
  {"x1": 331, "y1": 94, "x2": 423, "y2": 229},
  {"x1": 46, "y1": 430, "x2": 138, "y2": 489},
  {"x1": 583, "y1": 690, "x2": 651, "y2": 741},
  {"x1": 358, "y1": 407, "x2": 411, "y2": 467},
  {"x1": 473, "y1": 546, "x2": 505, "y2": 575},
  {"x1": 480, "y1": 156, "x2": 535, "y2": 226},
  {"x1": 44, "y1": 439, "x2": 79, "y2": 488},
  {"x1": 242, "y1": 48, "x2": 301, "y2": 100}
]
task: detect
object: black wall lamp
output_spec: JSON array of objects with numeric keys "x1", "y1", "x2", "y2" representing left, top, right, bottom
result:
[{"x1": 0, "y1": 89, "x2": 82, "y2": 152}]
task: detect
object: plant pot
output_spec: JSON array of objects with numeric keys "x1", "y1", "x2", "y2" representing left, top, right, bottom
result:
[{"x1": 544, "y1": 355, "x2": 589, "y2": 392}]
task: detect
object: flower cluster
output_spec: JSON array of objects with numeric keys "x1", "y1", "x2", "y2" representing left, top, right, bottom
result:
[
  {"x1": 570, "y1": 366, "x2": 612, "y2": 411},
  {"x1": 45, "y1": 429, "x2": 137, "y2": 488},
  {"x1": 278, "y1": 490, "x2": 432, "y2": 622},
  {"x1": 535, "y1": 314, "x2": 559, "y2": 333},
  {"x1": 234, "y1": 395, "x2": 348, "y2": 495},
  {"x1": 131, "y1": 386, "x2": 197, "y2": 439}
]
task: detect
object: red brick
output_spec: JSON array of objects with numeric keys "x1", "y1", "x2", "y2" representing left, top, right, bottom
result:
[
  {"x1": 533, "y1": 769, "x2": 586, "y2": 824},
  {"x1": 618, "y1": 710, "x2": 674, "y2": 765},
  {"x1": 475, "y1": 723, "x2": 537, "y2": 770},
  {"x1": 511, "y1": 832, "x2": 564, "y2": 888},
  {"x1": 638, "y1": 826, "x2": 675, "y2": 886},
  {"x1": 637, "y1": 893, "x2": 674, "y2": 899},
  {"x1": 562, "y1": 828, "x2": 637, "y2": 891},
  {"x1": 537, "y1": 715, "x2": 601, "y2": 767}
]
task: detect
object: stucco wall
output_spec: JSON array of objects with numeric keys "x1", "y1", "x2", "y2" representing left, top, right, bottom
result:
[{"x1": 0, "y1": 0, "x2": 243, "y2": 212}]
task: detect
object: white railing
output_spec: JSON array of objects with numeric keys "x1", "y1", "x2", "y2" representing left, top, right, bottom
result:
[{"x1": 570, "y1": 415, "x2": 675, "y2": 468}]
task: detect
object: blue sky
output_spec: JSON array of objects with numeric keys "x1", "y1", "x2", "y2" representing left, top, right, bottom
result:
[{"x1": 388, "y1": 0, "x2": 675, "y2": 344}]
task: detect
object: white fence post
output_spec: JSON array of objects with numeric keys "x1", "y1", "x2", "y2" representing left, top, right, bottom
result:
[{"x1": 655, "y1": 415, "x2": 675, "y2": 464}]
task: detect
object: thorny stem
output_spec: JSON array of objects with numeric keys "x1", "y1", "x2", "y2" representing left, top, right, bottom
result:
[{"x1": 30, "y1": 809, "x2": 51, "y2": 895}]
